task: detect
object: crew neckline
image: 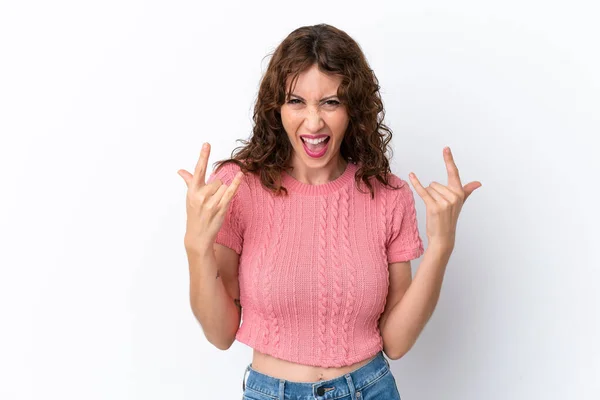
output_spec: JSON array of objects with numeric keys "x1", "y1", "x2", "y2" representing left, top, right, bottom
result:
[{"x1": 281, "y1": 161, "x2": 357, "y2": 196}]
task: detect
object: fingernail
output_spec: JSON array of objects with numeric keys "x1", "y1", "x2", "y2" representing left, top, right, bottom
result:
[{"x1": 203, "y1": 143, "x2": 208, "y2": 150}]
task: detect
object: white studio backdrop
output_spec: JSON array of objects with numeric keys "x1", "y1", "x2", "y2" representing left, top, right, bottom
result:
[{"x1": 1, "y1": 1, "x2": 598, "y2": 399}]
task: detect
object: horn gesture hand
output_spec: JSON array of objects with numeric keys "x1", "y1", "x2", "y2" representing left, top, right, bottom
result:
[
  {"x1": 408, "y1": 147, "x2": 482, "y2": 249},
  {"x1": 177, "y1": 143, "x2": 244, "y2": 253}
]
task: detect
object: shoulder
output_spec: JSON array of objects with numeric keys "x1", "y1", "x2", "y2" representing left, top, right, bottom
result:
[
  {"x1": 207, "y1": 161, "x2": 260, "y2": 194},
  {"x1": 208, "y1": 161, "x2": 243, "y2": 183},
  {"x1": 369, "y1": 172, "x2": 419, "y2": 218},
  {"x1": 372, "y1": 171, "x2": 411, "y2": 196},
  {"x1": 385, "y1": 172, "x2": 408, "y2": 188},
  {"x1": 206, "y1": 161, "x2": 254, "y2": 205}
]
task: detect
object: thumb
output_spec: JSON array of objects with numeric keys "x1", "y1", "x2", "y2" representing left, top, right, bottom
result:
[
  {"x1": 463, "y1": 181, "x2": 482, "y2": 202},
  {"x1": 178, "y1": 169, "x2": 193, "y2": 187}
]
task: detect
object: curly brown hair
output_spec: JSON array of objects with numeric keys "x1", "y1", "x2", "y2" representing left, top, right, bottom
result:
[{"x1": 212, "y1": 23, "x2": 402, "y2": 199}]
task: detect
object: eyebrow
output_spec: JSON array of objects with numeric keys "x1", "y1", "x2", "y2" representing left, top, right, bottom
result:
[{"x1": 288, "y1": 93, "x2": 339, "y2": 102}]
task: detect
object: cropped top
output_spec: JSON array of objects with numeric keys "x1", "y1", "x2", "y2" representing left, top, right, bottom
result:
[{"x1": 206, "y1": 160, "x2": 424, "y2": 368}]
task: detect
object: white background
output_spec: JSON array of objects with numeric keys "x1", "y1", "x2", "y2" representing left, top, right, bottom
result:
[{"x1": 1, "y1": 1, "x2": 598, "y2": 399}]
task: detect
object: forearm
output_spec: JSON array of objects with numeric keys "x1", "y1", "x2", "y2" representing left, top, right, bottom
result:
[
  {"x1": 186, "y1": 245, "x2": 240, "y2": 350},
  {"x1": 382, "y1": 240, "x2": 453, "y2": 359}
]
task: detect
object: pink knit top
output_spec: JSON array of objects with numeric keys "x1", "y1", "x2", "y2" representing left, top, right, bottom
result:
[{"x1": 207, "y1": 160, "x2": 424, "y2": 367}]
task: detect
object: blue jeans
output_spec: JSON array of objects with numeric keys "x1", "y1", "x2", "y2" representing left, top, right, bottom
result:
[{"x1": 241, "y1": 350, "x2": 401, "y2": 400}]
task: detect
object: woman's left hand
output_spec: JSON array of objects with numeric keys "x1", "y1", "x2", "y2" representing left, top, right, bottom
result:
[{"x1": 408, "y1": 146, "x2": 482, "y2": 249}]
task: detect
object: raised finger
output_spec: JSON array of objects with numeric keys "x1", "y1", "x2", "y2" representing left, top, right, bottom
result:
[
  {"x1": 192, "y1": 143, "x2": 211, "y2": 188},
  {"x1": 205, "y1": 182, "x2": 228, "y2": 209},
  {"x1": 218, "y1": 171, "x2": 244, "y2": 211},
  {"x1": 443, "y1": 147, "x2": 463, "y2": 189},
  {"x1": 408, "y1": 172, "x2": 434, "y2": 206},
  {"x1": 202, "y1": 178, "x2": 223, "y2": 197}
]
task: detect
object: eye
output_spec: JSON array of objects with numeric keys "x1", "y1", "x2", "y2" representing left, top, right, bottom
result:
[
  {"x1": 324, "y1": 100, "x2": 340, "y2": 106},
  {"x1": 287, "y1": 99, "x2": 302, "y2": 104}
]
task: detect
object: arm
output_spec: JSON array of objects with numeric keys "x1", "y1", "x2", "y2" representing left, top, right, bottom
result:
[
  {"x1": 186, "y1": 244, "x2": 241, "y2": 350},
  {"x1": 379, "y1": 240, "x2": 453, "y2": 360},
  {"x1": 178, "y1": 144, "x2": 247, "y2": 351},
  {"x1": 380, "y1": 146, "x2": 481, "y2": 359}
]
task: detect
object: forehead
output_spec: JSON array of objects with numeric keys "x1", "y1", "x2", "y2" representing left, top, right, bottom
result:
[{"x1": 285, "y1": 65, "x2": 342, "y2": 96}]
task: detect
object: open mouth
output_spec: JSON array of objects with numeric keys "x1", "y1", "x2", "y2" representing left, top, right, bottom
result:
[{"x1": 301, "y1": 136, "x2": 330, "y2": 157}]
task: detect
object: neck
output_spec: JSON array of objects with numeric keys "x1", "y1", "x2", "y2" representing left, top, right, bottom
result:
[{"x1": 287, "y1": 156, "x2": 348, "y2": 185}]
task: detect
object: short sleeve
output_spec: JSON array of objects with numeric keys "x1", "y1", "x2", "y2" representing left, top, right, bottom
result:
[
  {"x1": 206, "y1": 162, "x2": 247, "y2": 255},
  {"x1": 386, "y1": 177, "x2": 425, "y2": 264}
]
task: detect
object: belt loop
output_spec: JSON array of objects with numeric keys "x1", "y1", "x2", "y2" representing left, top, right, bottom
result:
[
  {"x1": 344, "y1": 373, "x2": 357, "y2": 400},
  {"x1": 278, "y1": 379, "x2": 285, "y2": 400},
  {"x1": 241, "y1": 365, "x2": 249, "y2": 392}
]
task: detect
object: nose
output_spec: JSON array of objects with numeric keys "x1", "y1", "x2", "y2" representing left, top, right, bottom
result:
[{"x1": 303, "y1": 107, "x2": 324, "y2": 132}]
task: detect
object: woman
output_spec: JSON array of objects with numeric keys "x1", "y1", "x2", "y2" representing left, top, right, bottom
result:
[{"x1": 178, "y1": 24, "x2": 481, "y2": 400}]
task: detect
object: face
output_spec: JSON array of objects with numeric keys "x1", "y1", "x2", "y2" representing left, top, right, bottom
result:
[{"x1": 280, "y1": 64, "x2": 349, "y2": 169}]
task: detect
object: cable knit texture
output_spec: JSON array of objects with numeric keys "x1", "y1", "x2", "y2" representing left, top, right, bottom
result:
[{"x1": 207, "y1": 160, "x2": 425, "y2": 367}]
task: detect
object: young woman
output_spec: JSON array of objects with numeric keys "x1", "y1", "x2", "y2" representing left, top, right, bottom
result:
[{"x1": 178, "y1": 23, "x2": 481, "y2": 400}]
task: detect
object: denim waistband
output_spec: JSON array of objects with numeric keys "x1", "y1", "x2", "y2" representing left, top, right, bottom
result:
[{"x1": 242, "y1": 350, "x2": 390, "y2": 399}]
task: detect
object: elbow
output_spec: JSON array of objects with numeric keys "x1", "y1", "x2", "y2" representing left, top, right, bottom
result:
[
  {"x1": 205, "y1": 331, "x2": 236, "y2": 351},
  {"x1": 205, "y1": 328, "x2": 237, "y2": 351},
  {"x1": 211, "y1": 338, "x2": 234, "y2": 351},
  {"x1": 387, "y1": 346, "x2": 410, "y2": 361},
  {"x1": 189, "y1": 300, "x2": 239, "y2": 351},
  {"x1": 383, "y1": 337, "x2": 415, "y2": 361}
]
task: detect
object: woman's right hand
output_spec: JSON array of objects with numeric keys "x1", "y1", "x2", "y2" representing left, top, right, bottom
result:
[{"x1": 177, "y1": 142, "x2": 244, "y2": 253}]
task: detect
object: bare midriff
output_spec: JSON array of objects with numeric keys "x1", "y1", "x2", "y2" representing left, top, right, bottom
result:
[{"x1": 250, "y1": 348, "x2": 378, "y2": 383}]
